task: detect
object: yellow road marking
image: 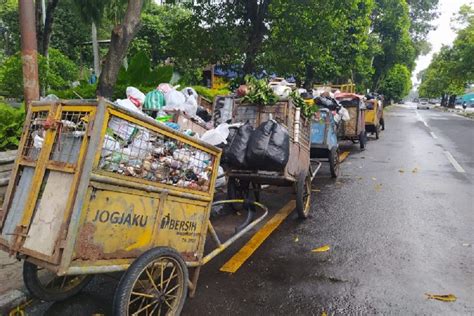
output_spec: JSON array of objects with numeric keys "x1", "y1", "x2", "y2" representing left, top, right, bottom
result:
[
  {"x1": 339, "y1": 151, "x2": 350, "y2": 162},
  {"x1": 220, "y1": 200, "x2": 296, "y2": 273}
]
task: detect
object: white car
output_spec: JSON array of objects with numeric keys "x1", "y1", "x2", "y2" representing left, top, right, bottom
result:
[{"x1": 417, "y1": 99, "x2": 431, "y2": 110}]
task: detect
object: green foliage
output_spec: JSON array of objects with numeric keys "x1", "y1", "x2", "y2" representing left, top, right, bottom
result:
[
  {"x1": 264, "y1": 0, "x2": 374, "y2": 87},
  {"x1": 129, "y1": 4, "x2": 191, "y2": 67},
  {"x1": 379, "y1": 64, "x2": 412, "y2": 101},
  {"x1": 114, "y1": 51, "x2": 174, "y2": 99},
  {"x1": 50, "y1": 0, "x2": 92, "y2": 63},
  {"x1": 0, "y1": 49, "x2": 79, "y2": 98},
  {"x1": 371, "y1": 0, "x2": 417, "y2": 90},
  {"x1": 418, "y1": 5, "x2": 473, "y2": 98},
  {"x1": 0, "y1": 0, "x2": 20, "y2": 58},
  {"x1": 192, "y1": 86, "x2": 231, "y2": 101},
  {"x1": 50, "y1": 82, "x2": 98, "y2": 99},
  {"x1": 241, "y1": 76, "x2": 279, "y2": 106},
  {"x1": 289, "y1": 91, "x2": 318, "y2": 119},
  {"x1": 0, "y1": 102, "x2": 25, "y2": 151}
]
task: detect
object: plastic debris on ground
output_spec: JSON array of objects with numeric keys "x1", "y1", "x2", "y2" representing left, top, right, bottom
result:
[
  {"x1": 312, "y1": 245, "x2": 331, "y2": 252},
  {"x1": 425, "y1": 293, "x2": 457, "y2": 302}
]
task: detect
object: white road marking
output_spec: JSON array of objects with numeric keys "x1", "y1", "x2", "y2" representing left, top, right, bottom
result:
[
  {"x1": 444, "y1": 151, "x2": 466, "y2": 173},
  {"x1": 430, "y1": 132, "x2": 438, "y2": 139},
  {"x1": 415, "y1": 110, "x2": 430, "y2": 127}
]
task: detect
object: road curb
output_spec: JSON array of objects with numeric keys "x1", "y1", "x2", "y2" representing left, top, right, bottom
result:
[{"x1": 0, "y1": 289, "x2": 28, "y2": 315}]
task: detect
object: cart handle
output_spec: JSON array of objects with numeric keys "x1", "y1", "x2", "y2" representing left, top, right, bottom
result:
[{"x1": 189, "y1": 199, "x2": 268, "y2": 267}]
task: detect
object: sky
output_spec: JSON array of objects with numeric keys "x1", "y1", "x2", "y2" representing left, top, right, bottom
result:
[{"x1": 412, "y1": 0, "x2": 473, "y2": 85}]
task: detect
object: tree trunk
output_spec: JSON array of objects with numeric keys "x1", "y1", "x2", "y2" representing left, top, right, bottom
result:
[
  {"x1": 97, "y1": 0, "x2": 145, "y2": 98},
  {"x1": 441, "y1": 94, "x2": 447, "y2": 107},
  {"x1": 91, "y1": 22, "x2": 101, "y2": 76},
  {"x1": 448, "y1": 95, "x2": 456, "y2": 108},
  {"x1": 241, "y1": 0, "x2": 270, "y2": 75},
  {"x1": 35, "y1": 0, "x2": 59, "y2": 56},
  {"x1": 303, "y1": 64, "x2": 314, "y2": 90}
]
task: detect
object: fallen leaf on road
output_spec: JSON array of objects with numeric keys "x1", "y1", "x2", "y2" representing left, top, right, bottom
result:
[
  {"x1": 375, "y1": 184, "x2": 383, "y2": 192},
  {"x1": 412, "y1": 168, "x2": 418, "y2": 173},
  {"x1": 294, "y1": 237, "x2": 299, "y2": 242},
  {"x1": 321, "y1": 312, "x2": 328, "y2": 316},
  {"x1": 358, "y1": 176, "x2": 363, "y2": 180},
  {"x1": 312, "y1": 189, "x2": 321, "y2": 192},
  {"x1": 312, "y1": 245, "x2": 330, "y2": 252},
  {"x1": 371, "y1": 177, "x2": 377, "y2": 181},
  {"x1": 398, "y1": 169, "x2": 405, "y2": 173},
  {"x1": 425, "y1": 293, "x2": 457, "y2": 302},
  {"x1": 462, "y1": 243, "x2": 470, "y2": 247}
]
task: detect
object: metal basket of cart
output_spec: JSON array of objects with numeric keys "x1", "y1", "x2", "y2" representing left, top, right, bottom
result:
[
  {"x1": 219, "y1": 97, "x2": 321, "y2": 219},
  {"x1": 364, "y1": 94, "x2": 385, "y2": 139},
  {"x1": 334, "y1": 93, "x2": 367, "y2": 150},
  {"x1": 0, "y1": 99, "x2": 270, "y2": 315},
  {"x1": 310, "y1": 106, "x2": 340, "y2": 178}
]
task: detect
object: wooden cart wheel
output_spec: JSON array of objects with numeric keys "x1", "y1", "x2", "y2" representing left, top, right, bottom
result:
[
  {"x1": 113, "y1": 247, "x2": 188, "y2": 316},
  {"x1": 375, "y1": 125, "x2": 380, "y2": 140},
  {"x1": 23, "y1": 261, "x2": 93, "y2": 301},
  {"x1": 296, "y1": 169, "x2": 312, "y2": 219},
  {"x1": 329, "y1": 148, "x2": 340, "y2": 178}
]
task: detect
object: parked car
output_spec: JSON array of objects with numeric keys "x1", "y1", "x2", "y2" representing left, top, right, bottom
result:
[{"x1": 417, "y1": 98, "x2": 431, "y2": 110}]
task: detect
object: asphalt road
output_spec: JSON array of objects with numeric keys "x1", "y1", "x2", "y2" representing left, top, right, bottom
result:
[{"x1": 26, "y1": 105, "x2": 473, "y2": 315}]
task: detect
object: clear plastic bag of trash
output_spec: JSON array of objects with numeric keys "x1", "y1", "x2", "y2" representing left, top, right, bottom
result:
[
  {"x1": 200, "y1": 123, "x2": 230, "y2": 146},
  {"x1": 102, "y1": 135, "x2": 121, "y2": 156}
]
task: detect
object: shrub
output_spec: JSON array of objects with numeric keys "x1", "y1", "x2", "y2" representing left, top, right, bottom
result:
[
  {"x1": 0, "y1": 49, "x2": 79, "y2": 98},
  {"x1": 0, "y1": 102, "x2": 25, "y2": 151},
  {"x1": 191, "y1": 86, "x2": 231, "y2": 101}
]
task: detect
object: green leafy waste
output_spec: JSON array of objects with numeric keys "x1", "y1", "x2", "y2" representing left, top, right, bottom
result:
[{"x1": 241, "y1": 76, "x2": 279, "y2": 106}]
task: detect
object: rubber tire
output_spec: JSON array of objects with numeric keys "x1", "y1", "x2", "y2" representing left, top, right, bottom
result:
[
  {"x1": 359, "y1": 131, "x2": 366, "y2": 150},
  {"x1": 380, "y1": 118, "x2": 385, "y2": 131},
  {"x1": 329, "y1": 148, "x2": 340, "y2": 178},
  {"x1": 113, "y1": 247, "x2": 188, "y2": 316},
  {"x1": 23, "y1": 261, "x2": 93, "y2": 302},
  {"x1": 296, "y1": 170, "x2": 312, "y2": 219}
]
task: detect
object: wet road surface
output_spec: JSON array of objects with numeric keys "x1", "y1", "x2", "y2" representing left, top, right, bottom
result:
[{"x1": 26, "y1": 105, "x2": 473, "y2": 315}]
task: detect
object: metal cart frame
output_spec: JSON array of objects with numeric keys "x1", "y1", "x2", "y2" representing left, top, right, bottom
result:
[{"x1": 0, "y1": 99, "x2": 269, "y2": 314}]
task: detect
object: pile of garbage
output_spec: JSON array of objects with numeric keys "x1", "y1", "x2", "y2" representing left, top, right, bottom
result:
[
  {"x1": 100, "y1": 116, "x2": 214, "y2": 192},
  {"x1": 114, "y1": 85, "x2": 214, "y2": 138}
]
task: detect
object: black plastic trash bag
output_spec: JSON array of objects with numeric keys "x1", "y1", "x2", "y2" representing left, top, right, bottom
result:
[
  {"x1": 246, "y1": 120, "x2": 290, "y2": 171},
  {"x1": 314, "y1": 96, "x2": 339, "y2": 110},
  {"x1": 224, "y1": 122, "x2": 254, "y2": 168}
]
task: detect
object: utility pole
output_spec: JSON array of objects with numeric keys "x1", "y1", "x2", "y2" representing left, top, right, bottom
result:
[{"x1": 19, "y1": 0, "x2": 40, "y2": 106}]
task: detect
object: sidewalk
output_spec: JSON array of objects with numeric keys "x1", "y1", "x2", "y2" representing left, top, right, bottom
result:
[{"x1": 0, "y1": 251, "x2": 27, "y2": 314}]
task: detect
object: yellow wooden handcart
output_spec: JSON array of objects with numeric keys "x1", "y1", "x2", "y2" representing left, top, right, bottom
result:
[{"x1": 0, "y1": 99, "x2": 268, "y2": 315}]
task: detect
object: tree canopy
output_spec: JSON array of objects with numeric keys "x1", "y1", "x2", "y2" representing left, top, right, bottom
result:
[
  {"x1": 418, "y1": 5, "x2": 473, "y2": 99},
  {"x1": 0, "y1": 0, "x2": 443, "y2": 100}
]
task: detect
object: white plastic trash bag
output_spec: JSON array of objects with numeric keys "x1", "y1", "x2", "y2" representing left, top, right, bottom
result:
[
  {"x1": 339, "y1": 106, "x2": 350, "y2": 121},
  {"x1": 163, "y1": 90, "x2": 186, "y2": 111},
  {"x1": 126, "y1": 87, "x2": 146, "y2": 108},
  {"x1": 182, "y1": 87, "x2": 198, "y2": 100},
  {"x1": 115, "y1": 98, "x2": 143, "y2": 114},
  {"x1": 200, "y1": 123, "x2": 230, "y2": 146}
]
